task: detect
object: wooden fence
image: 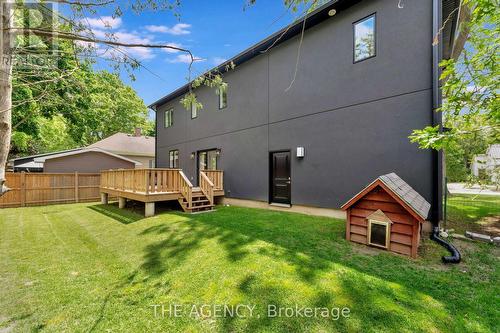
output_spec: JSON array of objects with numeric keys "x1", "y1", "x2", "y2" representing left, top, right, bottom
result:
[{"x1": 0, "y1": 172, "x2": 101, "y2": 208}]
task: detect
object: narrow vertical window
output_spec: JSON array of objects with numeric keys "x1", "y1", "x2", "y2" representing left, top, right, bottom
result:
[
  {"x1": 354, "y1": 14, "x2": 376, "y2": 62},
  {"x1": 169, "y1": 150, "x2": 179, "y2": 168},
  {"x1": 164, "y1": 108, "x2": 173, "y2": 128},
  {"x1": 218, "y1": 86, "x2": 227, "y2": 109},
  {"x1": 191, "y1": 102, "x2": 198, "y2": 119}
]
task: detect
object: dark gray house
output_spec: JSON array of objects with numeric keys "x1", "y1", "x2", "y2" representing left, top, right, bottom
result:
[{"x1": 150, "y1": 0, "x2": 462, "y2": 222}]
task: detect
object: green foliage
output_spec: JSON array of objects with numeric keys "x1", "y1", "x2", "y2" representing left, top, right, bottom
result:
[
  {"x1": 37, "y1": 115, "x2": 77, "y2": 153},
  {"x1": 180, "y1": 62, "x2": 235, "y2": 112},
  {"x1": 410, "y1": 0, "x2": 499, "y2": 185},
  {"x1": 410, "y1": 0, "x2": 499, "y2": 152},
  {"x1": 10, "y1": 40, "x2": 151, "y2": 157}
]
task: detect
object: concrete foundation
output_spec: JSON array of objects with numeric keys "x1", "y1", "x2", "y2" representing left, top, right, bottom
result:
[
  {"x1": 118, "y1": 197, "x2": 126, "y2": 209},
  {"x1": 145, "y1": 202, "x2": 155, "y2": 217},
  {"x1": 220, "y1": 197, "x2": 346, "y2": 219},
  {"x1": 100, "y1": 193, "x2": 108, "y2": 205}
]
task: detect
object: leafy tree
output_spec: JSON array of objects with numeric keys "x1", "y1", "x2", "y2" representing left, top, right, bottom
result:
[{"x1": 410, "y1": 0, "x2": 499, "y2": 184}]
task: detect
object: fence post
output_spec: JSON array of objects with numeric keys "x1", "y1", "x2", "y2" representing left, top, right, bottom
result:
[
  {"x1": 20, "y1": 172, "x2": 26, "y2": 207},
  {"x1": 75, "y1": 172, "x2": 79, "y2": 203}
]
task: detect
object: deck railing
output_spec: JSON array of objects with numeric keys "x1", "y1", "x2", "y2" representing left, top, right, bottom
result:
[
  {"x1": 101, "y1": 168, "x2": 223, "y2": 210},
  {"x1": 101, "y1": 168, "x2": 184, "y2": 194},
  {"x1": 178, "y1": 170, "x2": 193, "y2": 208},
  {"x1": 199, "y1": 171, "x2": 214, "y2": 205},
  {"x1": 203, "y1": 170, "x2": 224, "y2": 190}
]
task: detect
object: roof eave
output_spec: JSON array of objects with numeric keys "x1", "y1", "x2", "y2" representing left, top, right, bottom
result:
[{"x1": 149, "y1": 0, "x2": 361, "y2": 109}]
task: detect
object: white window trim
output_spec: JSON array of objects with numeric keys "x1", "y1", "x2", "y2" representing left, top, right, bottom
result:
[
  {"x1": 164, "y1": 108, "x2": 173, "y2": 128},
  {"x1": 367, "y1": 219, "x2": 390, "y2": 249},
  {"x1": 191, "y1": 102, "x2": 198, "y2": 119},
  {"x1": 218, "y1": 87, "x2": 227, "y2": 109}
]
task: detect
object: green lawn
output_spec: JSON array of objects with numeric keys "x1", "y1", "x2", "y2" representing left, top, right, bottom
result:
[
  {"x1": 0, "y1": 203, "x2": 498, "y2": 332},
  {"x1": 446, "y1": 194, "x2": 500, "y2": 235}
]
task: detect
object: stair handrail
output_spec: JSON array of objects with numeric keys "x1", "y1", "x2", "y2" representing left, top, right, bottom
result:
[
  {"x1": 199, "y1": 171, "x2": 214, "y2": 205},
  {"x1": 178, "y1": 170, "x2": 193, "y2": 208}
]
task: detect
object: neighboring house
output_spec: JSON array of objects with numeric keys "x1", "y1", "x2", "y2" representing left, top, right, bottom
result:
[
  {"x1": 472, "y1": 144, "x2": 500, "y2": 182},
  {"x1": 11, "y1": 148, "x2": 82, "y2": 172},
  {"x1": 88, "y1": 128, "x2": 155, "y2": 168},
  {"x1": 150, "y1": 0, "x2": 462, "y2": 222},
  {"x1": 10, "y1": 128, "x2": 153, "y2": 172},
  {"x1": 34, "y1": 148, "x2": 140, "y2": 173}
]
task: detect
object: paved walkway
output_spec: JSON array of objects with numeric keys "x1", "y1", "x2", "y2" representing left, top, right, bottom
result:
[{"x1": 447, "y1": 183, "x2": 500, "y2": 196}]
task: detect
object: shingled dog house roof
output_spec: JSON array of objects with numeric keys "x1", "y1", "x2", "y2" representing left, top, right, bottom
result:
[{"x1": 341, "y1": 173, "x2": 431, "y2": 221}]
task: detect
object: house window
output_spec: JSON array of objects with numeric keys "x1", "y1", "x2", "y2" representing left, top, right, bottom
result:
[
  {"x1": 368, "y1": 219, "x2": 390, "y2": 248},
  {"x1": 191, "y1": 102, "x2": 198, "y2": 119},
  {"x1": 169, "y1": 150, "x2": 179, "y2": 168},
  {"x1": 354, "y1": 14, "x2": 376, "y2": 62},
  {"x1": 218, "y1": 86, "x2": 227, "y2": 109},
  {"x1": 164, "y1": 108, "x2": 173, "y2": 128}
]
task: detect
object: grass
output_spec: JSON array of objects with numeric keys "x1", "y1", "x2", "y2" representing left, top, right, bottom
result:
[
  {"x1": 446, "y1": 194, "x2": 500, "y2": 235},
  {"x1": 0, "y1": 203, "x2": 498, "y2": 332}
]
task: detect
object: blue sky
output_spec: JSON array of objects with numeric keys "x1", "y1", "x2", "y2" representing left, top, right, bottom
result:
[{"x1": 84, "y1": 1, "x2": 298, "y2": 109}]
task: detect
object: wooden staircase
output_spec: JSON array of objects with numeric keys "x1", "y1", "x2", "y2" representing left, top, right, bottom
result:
[{"x1": 178, "y1": 186, "x2": 214, "y2": 213}]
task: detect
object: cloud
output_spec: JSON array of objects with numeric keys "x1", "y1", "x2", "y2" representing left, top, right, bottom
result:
[
  {"x1": 80, "y1": 29, "x2": 156, "y2": 60},
  {"x1": 85, "y1": 16, "x2": 122, "y2": 29},
  {"x1": 161, "y1": 42, "x2": 183, "y2": 54},
  {"x1": 168, "y1": 54, "x2": 205, "y2": 64},
  {"x1": 212, "y1": 57, "x2": 227, "y2": 65},
  {"x1": 145, "y1": 23, "x2": 191, "y2": 35}
]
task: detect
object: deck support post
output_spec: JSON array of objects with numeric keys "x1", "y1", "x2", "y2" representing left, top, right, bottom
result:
[
  {"x1": 100, "y1": 193, "x2": 108, "y2": 205},
  {"x1": 118, "y1": 197, "x2": 126, "y2": 209},
  {"x1": 145, "y1": 202, "x2": 155, "y2": 217}
]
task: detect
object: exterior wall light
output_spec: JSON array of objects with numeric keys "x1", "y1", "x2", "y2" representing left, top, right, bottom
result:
[
  {"x1": 216, "y1": 149, "x2": 221, "y2": 156},
  {"x1": 190, "y1": 152, "x2": 195, "y2": 159},
  {"x1": 296, "y1": 147, "x2": 305, "y2": 158}
]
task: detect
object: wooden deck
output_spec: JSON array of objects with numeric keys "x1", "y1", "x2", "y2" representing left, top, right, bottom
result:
[{"x1": 100, "y1": 169, "x2": 224, "y2": 216}]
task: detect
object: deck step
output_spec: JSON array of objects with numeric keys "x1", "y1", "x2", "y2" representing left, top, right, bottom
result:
[{"x1": 190, "y1": 204, "x2": 214, "y2": 210}]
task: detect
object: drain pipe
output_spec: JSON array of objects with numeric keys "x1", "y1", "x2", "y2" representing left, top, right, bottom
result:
[
  {"x1": 429, "y1": 0, "x2": 460, "y2": 264},
  {"x1": 431, "y1": 227, "x2": 461, "y2": 263}
]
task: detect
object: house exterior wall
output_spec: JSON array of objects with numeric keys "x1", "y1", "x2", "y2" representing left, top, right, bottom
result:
[
  {"x1": 119, "y1": 154, "x2": 155, "y2": 168},
  {"x1": 43, "y1": 152, "x2": 136, "y2": 173},
  {"x1": 155, "y1": 0, "x2": 434, "y2": 210}
]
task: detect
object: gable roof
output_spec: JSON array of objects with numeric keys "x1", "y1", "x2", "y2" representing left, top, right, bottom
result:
[
  {"x1": 88, "y1": 133, "x2": 155, "y2": 157},
  {"x1": 34, "y1": 148, "x2": 142, "y2": 165},
  {"x1": 10, "y1": 148, "x2": 83, "y2": 163},
  {"x1": 366, "y1": 209, "x2": 393, "y2": 224},
  {"x1": 341, "y1": 173, "x2": 431, "y2": 221},
  {"x1": 149, "y1": 0, "x2": 461, "y2": 109}
]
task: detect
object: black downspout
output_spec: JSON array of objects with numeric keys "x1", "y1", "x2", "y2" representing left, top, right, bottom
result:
[{"x1": 432, "y1": 0, "x2": 460, "y2": 263}]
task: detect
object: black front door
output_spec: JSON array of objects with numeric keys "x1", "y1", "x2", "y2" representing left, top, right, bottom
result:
[{"x1": 270, "y1": 151, "x2": 291, "y2": 205}]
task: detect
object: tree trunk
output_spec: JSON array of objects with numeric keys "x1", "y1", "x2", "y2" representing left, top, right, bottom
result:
[{"x1": 0, "y1": 0, "x2": 13, "y2": 196}]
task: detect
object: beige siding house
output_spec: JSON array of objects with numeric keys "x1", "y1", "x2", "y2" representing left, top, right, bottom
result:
[{"x1": 88, "y1": 130, "x2": 155, "y2": 168}]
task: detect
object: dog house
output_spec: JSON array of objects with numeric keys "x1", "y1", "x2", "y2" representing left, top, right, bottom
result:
[{"x1": 341, "y1": 173, "x2": 430, "y2": 258}]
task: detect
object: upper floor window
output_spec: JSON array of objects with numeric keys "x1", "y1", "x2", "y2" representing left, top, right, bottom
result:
[
  {"x1": 169, "y1": 150, "x2": 179, "y2": 168},
  {"x1": 191, "y1": 101, "x2": 198, "y2": 119},
  {"x1": 164, "y1": 108, "x2": 173, "y2": 128},
  {"x1": 218, "y1": 86, "x2": 227, "y2": 109},
  {"x1": 354, "y1": 14, "x2": 376, "y2": 63}
]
